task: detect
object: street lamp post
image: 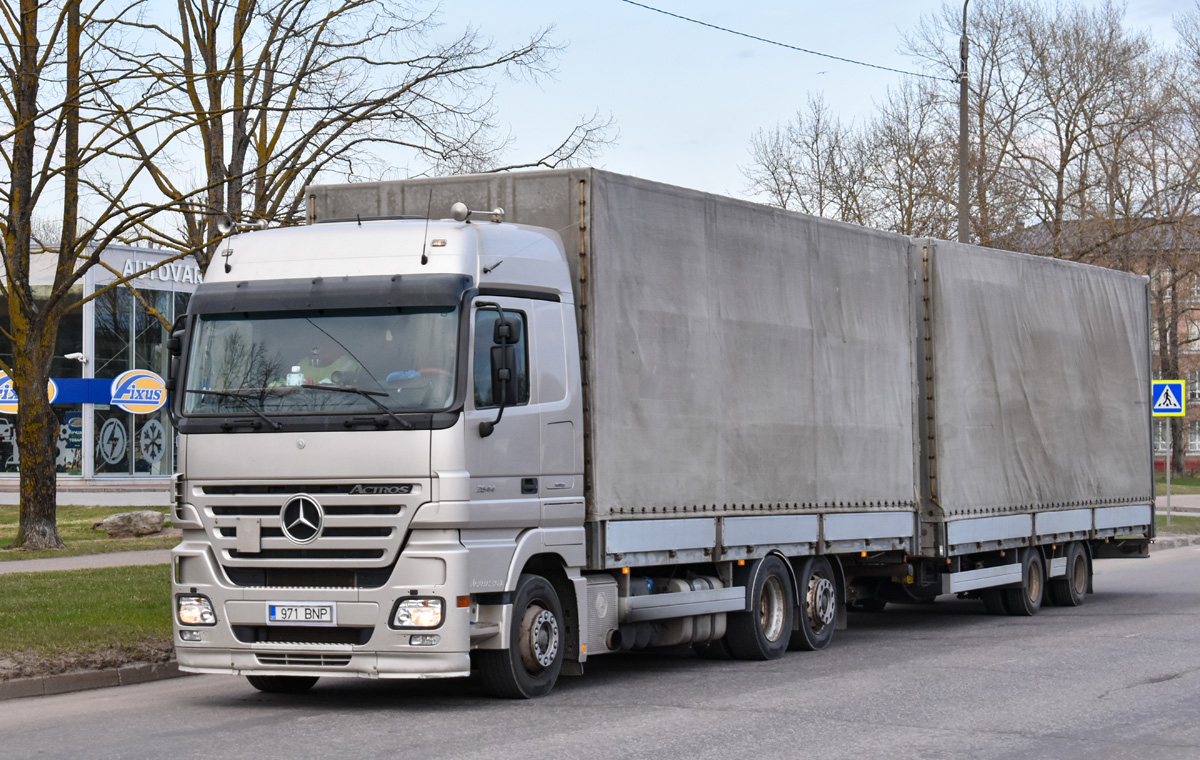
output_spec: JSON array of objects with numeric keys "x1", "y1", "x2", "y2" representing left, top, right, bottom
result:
[{"x1": 958, "y1": 0, "x2": 970, "y2": 244}]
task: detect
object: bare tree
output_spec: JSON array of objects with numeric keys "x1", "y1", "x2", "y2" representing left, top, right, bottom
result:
[
  {"x1": 0, "y1": 0, "x2": 211, "y2": 548},
  {"x1": 903, "y1": 0, "x2": 1034, "y2": 245},
  {"x1": 743, "y1": 94, "x2": 868, "y2": 223},
  {"x1": 866, "y1": 79, "x2": 956, "y2": 237},
  {"x1": 128, "y1": 0, "x2": 612, "y2": 269}
]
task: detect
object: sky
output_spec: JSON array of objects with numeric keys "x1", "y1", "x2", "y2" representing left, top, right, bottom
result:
[{"x1": 446, "y1": 0, "x2": 1187, "y2": 202}]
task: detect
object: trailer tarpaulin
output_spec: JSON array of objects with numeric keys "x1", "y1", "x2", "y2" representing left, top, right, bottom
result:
[
  {"x1": 926, "y1": 241, "x2": 1153, "y2": 518},
  {"x1": 584, "y1": 173, "x2": 918, "y2": 519}
]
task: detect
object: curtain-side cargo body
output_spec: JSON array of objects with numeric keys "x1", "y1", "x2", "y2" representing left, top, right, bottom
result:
[{"x1": 169, "y1": 169, "x2": 1152, "y2": 698}]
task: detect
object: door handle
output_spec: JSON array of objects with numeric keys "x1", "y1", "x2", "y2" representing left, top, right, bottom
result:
[{"x1": 521, "y1": 477, "x2": 539, "y2": 495}]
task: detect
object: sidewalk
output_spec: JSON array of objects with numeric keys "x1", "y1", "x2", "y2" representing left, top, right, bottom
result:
[
  {"x1": 0, "y1": 549, "x2": 172, "y2": 575},
  {"x1": 1157, "y1": 493, "x2": 1200, "y2": 513}
]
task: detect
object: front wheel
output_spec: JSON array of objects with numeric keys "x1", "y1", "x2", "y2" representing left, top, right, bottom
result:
[
  {"x1": 789, "y1": 556, "x2": 838, "y2": 651},
  {"x1": 245, "y1": 675, "x2": 319, "y2": 694},
  {"x1": 477, "y1": 574, "x2": 564, "y2": 699}
]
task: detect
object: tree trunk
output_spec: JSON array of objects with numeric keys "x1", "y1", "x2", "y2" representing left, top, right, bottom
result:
[{"x1": 11, "y1": 317, "x2": 64, "y2": 549}]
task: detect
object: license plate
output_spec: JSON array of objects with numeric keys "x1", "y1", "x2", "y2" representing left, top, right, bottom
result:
[{"x1": 266, "y1": 602, "x2": 336, "y2": 626}]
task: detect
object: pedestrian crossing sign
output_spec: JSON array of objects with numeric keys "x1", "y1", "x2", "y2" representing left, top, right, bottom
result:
[{"x1": 1152, "y1": 380, "x2": 1186, "y2": 417}]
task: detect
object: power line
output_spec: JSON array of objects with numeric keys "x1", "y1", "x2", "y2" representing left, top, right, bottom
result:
[{"x1": 617, "y1": 0, "x2": 952, "y2": 84}]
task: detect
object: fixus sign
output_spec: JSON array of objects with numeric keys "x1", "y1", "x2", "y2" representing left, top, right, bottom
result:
[
  {"x1": 1152, "y1": 380, "x2": 1186, "y2": 417},
  {"x1": 0, "y1": 372, "x2": 59, "y2": 415},
  {"x1": 110, "y1": 369, "x2": 167, "y2": 414}
]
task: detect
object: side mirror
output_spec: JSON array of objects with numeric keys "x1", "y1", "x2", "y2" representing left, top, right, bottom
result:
[
  {"x1": 490, "y1": 345, "x2": 519, "y2": 407},
  {"x1": 166, "y1": 315, "x2": 187, "y2": 385}
]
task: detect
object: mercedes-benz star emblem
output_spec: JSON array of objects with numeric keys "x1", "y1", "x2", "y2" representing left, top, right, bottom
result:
[{"x1": 280, "y1": 495, "x2": 323, "y2": 544}]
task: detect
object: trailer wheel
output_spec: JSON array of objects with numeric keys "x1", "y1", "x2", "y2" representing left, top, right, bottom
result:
[
  {"x1": 979, "y1": 588, "x2": 1009, "y2": 615},
  {"x1": 726, "y1": 555, "x2": 794, "y2": 660},
  {"x1": 477, "y1": 574, "x2": 564, "y2": 699},
  {"x1": 1048, "y1": 542, "x2": 1089, "y2": 607},
  {"x1": 788, "y1": 556, "x2": 838, "y2": 651},
  {"x1": 245, "y1": 675, "x2": 319, "y2": 694},
  {"x1": 1002, "y1": 548, "x2": 1045, "y2": 616}
]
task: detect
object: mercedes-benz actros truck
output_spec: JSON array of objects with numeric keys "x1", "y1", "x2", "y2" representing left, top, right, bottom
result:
[{"x1": 169, "y1": 169, "x2": 1154, "y2": 698}]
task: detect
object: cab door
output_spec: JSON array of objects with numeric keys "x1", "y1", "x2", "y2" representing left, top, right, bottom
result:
[{"x1": 463, "y1": 296, "x2": 541, "y2": 527}]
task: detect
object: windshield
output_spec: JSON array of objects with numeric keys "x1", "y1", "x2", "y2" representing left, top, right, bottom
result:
[{"x1": 183, "y1": 306, "x2": 458, "y2": 416}]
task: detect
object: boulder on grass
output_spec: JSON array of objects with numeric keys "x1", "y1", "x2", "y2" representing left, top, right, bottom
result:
[{"x1": 92, "y1": 510, "x2": 165, "y2": 538}]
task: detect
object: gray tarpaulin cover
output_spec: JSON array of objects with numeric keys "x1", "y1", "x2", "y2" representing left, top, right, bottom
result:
[
  {"x1": 585, "y1": 173, "x2": 917, "y2": 518},
  {"x1": 308, "y1": 169, "x2": 1153, "y2": 525},
  {"x1": 927, "y1": 241, "x2": 1153, "y2": 518}
]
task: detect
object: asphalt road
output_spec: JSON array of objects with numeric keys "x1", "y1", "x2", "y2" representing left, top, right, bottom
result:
[{"x1": 5, "y1": 547, "x2": 1200, "y2": 760}]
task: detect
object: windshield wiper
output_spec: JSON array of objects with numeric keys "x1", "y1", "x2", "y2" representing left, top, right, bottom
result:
[
  {"x1": 185, "y1": 389, "x2": 284, "y2": 431},
  {"x1": 300, "y1": 384, "x2": 413, "y2": 430}
]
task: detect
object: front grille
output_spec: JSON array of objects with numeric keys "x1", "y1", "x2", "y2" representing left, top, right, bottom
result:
[
  {"x1": 205, "y1": 484, "x2": 413, "y2": 496},
  {"x1": 224, "y1": 567, "x2": 393, "y2": 589},
  {"x1": 255, "y1": 652, "x2": 353, "y2": 667},
  {"x1": 218, "y1": 527, "x2": 393, "y2": 539},
  {"x1": 229, "y1": 549, "x2": 385, "y2": 560},
  {"x1": 235, "y1": 626, "x2": 373, "y2": 645},
  {"x1": 212, "y1": 504, "x2": 403, "y2": 517},
  {"x1": 196, "y1": 478, "x2": 423, "y2": 570}
]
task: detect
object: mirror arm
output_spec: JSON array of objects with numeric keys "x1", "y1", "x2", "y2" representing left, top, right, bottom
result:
[{"x1": 475, "y1": 302, "x2": 512, "y2": 438}]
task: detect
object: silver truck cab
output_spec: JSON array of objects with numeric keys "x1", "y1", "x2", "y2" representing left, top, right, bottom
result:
[{"x1": 170, "y1": 214, "x2": 585, "y2": 692}]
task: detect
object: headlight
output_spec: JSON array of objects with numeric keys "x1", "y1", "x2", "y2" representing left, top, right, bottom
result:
[
  {"x1": 177, "y1": 595, "x2": 217, "y2": 626},
  {"x1": 391, "y1": 597, "x2": 444, "y2": 629}
]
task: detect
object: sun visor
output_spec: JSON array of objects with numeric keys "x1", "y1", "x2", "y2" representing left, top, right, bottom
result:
[{"x1": 187, "y1": 273, "x2": 472, "y2": 314}]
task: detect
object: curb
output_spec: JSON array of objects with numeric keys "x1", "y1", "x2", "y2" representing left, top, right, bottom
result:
[
  {"x1": 1152, "y1": 535, "x2": 1200, "y2": 552},
  {"x1": 0, "y1": 660, "x2": 190, "y2": 701}
]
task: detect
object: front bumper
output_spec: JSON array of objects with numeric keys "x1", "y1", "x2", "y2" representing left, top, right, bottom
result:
[
  {"x1": 172, "y1": 530, "x2": 478, "y2": 680},
  {"x1": 178, "y1": 647, "x2": 470, "y2": 680}
]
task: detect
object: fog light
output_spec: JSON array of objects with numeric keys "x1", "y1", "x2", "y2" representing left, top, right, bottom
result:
[
  {"x1": 177, "y1": 595, "x2": 216, "y2": 626},
  {"x1": 410, "y1": 634, "x2": 440, "y2": 646},
  {"x1": 180, "y1": 630, "x2": 203, "y2": 642},
  {"x1": 391, "y1": 597, "x2": 443, "y2": 628}
]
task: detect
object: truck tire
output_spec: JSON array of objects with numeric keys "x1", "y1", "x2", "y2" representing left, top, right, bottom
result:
[
  {"x1": 477, "y1": 574, "x2": 564, "y2": 699},
  {"x1": 980, "y1": 588, "x2": 1009, "y2": 615},
  {"x1": 788, "y1": 556, "x2": 838, "y2": 651},
  {"x1": 1002, "y1": 548, "x2": 1045, "y2": 616},
  {"x1": 245, "y1": 675, "x2": 319, "y2": 694},
  {"x1": 726, "y1": 555, "x2": 794, "y2": 660},
  {"x1": 1048, "y1": 542, "x2": 1089, "y2": 607}
]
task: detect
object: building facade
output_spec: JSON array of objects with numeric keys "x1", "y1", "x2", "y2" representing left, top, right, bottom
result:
[{"x1": 0, "y1": 245, "x2": 201, "y2": 496}]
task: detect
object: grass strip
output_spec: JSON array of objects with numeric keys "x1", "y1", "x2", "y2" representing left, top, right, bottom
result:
[
  {"x1": 0, "y1": 564, "x2": 172, "y2": 679},
  {"x1": 1157, "y1": 513, "x2": 1200, "y2": 535},
  {"x1": 1155, "y1": 473, "x2": 1200, "y2": 495},
  {"x1": 0, "y1": 505, "x2": 177, "y2": 561}
]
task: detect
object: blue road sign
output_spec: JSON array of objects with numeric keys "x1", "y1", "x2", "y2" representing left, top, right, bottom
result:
[{"x1": 1152, "y1": 380, "x2": 1186, "y2": 417}]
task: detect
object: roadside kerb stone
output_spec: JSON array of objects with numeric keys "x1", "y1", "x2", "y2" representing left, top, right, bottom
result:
[
  {"x1": 0, "y1": 660, "x2": 189, "y2": 701},
  {"x1": 1152, "y1": 535, "x2": 1200, "y2": 551}
]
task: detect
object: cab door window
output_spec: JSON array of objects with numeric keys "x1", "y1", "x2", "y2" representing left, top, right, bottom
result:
[{"x1": 474, "y1": 310, "x2": 529, "y2": 408}]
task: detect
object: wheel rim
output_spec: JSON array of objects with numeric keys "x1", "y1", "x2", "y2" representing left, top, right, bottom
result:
[
  {"x1": 1027, "y1": 557, "x2": 1042, "y2": 602},
  {"x1": 760, "y1": 575, "x2": 787, "y2": 642},
  {"x1": 807, "y1": 573, "x2": 836, "y2": 631},
  {"x1": 1072, "y1": 552, "x2": 1087, "y2": 596},
  {"x1": 519, "y1": 604, "x2": 559, "y2": 673}
]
